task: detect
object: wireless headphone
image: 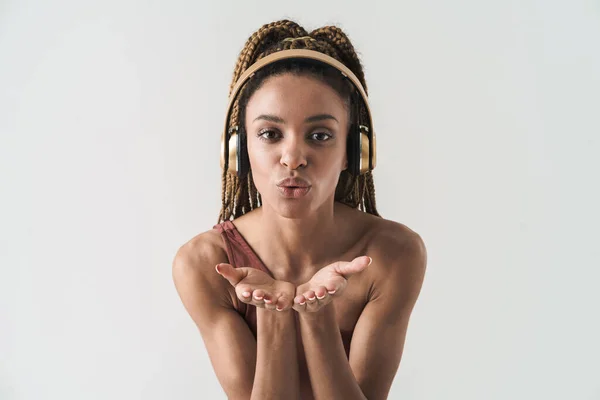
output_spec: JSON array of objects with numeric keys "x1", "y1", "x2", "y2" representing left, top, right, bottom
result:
[{"x1": 220, "y1": 48, "x2": 377, "y2": 177}]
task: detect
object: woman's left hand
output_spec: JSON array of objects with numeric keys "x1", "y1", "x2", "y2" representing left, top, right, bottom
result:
[{"x1": 292, "y1": 256, "x2": 372, "y2": 313}]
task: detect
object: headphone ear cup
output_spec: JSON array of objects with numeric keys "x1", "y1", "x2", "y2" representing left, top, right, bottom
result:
[
  {"x1": 359, "y1": 129, "x2": 370, "y2": 175},
  {"x1": 370, "y1": 129, "x2": 377, "y2": 170},
  {"x1": 236, "y1": 126, "x2": 249, "y2": 178},
  {"x1": 227, "y1": 130, "x2": 238, "y2": 175},
  {"x1": 347, "y1": 123, "x2": 360, "y2": 176}
]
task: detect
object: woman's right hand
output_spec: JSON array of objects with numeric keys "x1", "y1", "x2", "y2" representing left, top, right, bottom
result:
[{"x1": 216, "y1": 263, "x2": 296, "y2": 312}]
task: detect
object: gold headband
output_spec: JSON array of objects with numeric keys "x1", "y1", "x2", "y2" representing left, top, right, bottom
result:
[{"x1": 282, "y1": 36, "x2": 316, "y2": 43}]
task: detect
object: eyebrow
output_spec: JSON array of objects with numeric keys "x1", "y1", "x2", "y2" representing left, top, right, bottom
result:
[{"x1": 253, "y1": 114, "x2": 338, "y2": 124}]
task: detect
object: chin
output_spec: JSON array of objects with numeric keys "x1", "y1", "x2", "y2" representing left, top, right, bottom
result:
[
  {"x1": 263, "y1": 194, "x2": 310, "y2": 218},
  {"x1": 273, "y1": 194, "x2": 337, "y2": 220},
  {"x1": 276, "y1": 203, "x2": 314, "y2": 219}
]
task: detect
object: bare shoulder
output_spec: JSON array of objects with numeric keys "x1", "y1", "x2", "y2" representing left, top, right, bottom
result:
[
  {"x1": 173, "y1": 228, "x2": 227, "y2": 271},
  {"x1": 172, "y1": 228, "x2": 234, "y2": 310},
  {"x1": 368, "y1": 217, "x2": 426, "y2": 263},
  {"x1": 363, "y1": 216, "x2": 427, "y2": 301},
  {"x1": 173, "y1": 228, "x2": 226, "y2": 278}
]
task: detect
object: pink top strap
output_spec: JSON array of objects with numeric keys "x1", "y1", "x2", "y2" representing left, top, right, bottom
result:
[{"x1": 213, "y1": 220, "x2": 273, "y2": 277}]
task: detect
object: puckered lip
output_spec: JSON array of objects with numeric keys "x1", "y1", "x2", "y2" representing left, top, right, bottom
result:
[{"x1": 276, "y1": 177, "x2": 311, "y2": 188}]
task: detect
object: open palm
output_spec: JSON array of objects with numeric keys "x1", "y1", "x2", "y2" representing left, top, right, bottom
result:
[
  {"x1": 292, "y1": 256, "x2": 372, "y2": 313},
  {"x1": 216, "y1": 263, "x2": 296, "y2": 311}
]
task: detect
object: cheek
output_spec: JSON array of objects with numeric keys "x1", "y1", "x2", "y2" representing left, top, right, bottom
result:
[
  {"x1": 247, "y1": 144, "x2": 272, "y2": 171},
  {"x1": 247, "y1": 144, "x2": 274, "y2": 191},
  {"x1": 316, "y1": 149, "x2": 347, "y2": 183}
]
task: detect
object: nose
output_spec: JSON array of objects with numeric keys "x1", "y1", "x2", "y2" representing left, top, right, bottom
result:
[{"x1": 280, "y1": 138, "x2": 307, "y2": 170}]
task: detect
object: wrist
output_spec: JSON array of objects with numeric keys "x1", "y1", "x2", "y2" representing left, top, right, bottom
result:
[
  {"x1": 298, "y1": 300, "x2": 335, "y2": 322},
  {"x1": 257, "y1": 306, "x2": 296, "y2": 323}
]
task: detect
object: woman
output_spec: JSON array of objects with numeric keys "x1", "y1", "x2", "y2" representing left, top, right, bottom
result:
[{"x1": 173, "y1": 20, "x2": 427, "y2": 400}]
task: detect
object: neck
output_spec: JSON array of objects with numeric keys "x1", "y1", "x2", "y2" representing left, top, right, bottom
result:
[{"x1": 254, "y1": 200, "x2": 350, "y2": 281}]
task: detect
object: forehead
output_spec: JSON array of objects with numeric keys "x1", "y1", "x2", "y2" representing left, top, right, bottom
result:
[{"x1": 245, "y1": 74, "x2": 347, "y2": 119}]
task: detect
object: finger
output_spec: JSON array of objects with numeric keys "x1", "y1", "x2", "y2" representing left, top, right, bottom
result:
[
  {"x1": 315, "y1": 286, "x2": 328, "y2": 300},
  {"x1": 275, "y1": 293, "x2": 293, "y2": 311},
  {"x1": 294, "y1": 294, "x2": 306, "y2": 305},
  {"x1": 305, "y1": 291, "x2": 320, "y2": 313},
  {"x1": 263, "y1": 300, "x2": 277, "y2": 311},
  {"x1": 305, "y1": 291, "x2": 316, "y2": 303},
  {"x1": 263, "y1": 293, "x2": 274, "y2": 305},
  {"x1": 248, "y1": 290, "x2": 268, "y2": 308},
  {"x1": 235, "y1": 286, "x2": 263, "y2": 306},
  {"x1": 216, "y1": 263, "x2": 247, "y2": 286},
  {"x1": 323, "y1": 283, "x2": 339, "y2": 295},
  {"x1": 252, "y1": 289, "x2": 265, "y2": 303},
  {"x1": 328, "y1": 280, "x2": 347, "y2": 295},
  {"x1": 335, "y1": 256, "x2": 372, "y2": 277},
  {"x1": 237, "y1": 288, "x2": 253, "y2": 304},
  {"x1": 293, "y1": 296, "x2": 307, "y2": 312},
  {"x1": 261, "y1": 292, "x2": 280, "y2": 310}
]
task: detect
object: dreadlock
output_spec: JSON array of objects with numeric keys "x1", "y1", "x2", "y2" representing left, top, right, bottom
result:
[{"x1": 218, "y1": 20, "x2": 380, "y2": 223}]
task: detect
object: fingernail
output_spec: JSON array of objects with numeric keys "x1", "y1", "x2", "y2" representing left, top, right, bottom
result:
[
  {"x1": 328, "y1": 290, "x2": 336, "y2": 295},
  {"x1": 276, "y1": 306, "x2": 283, "y2": 311},
  {"x1": 368, "y1": 256, "x2": 373, "y2": 266},
  {"x1": 264, "y1": 299, "x2": 272, "y2": 304},
  {"x1": 254, "y1": 295, "x2": 263, "y2": 300},
  {"x1": 316, "y1": 294, "x2": 326, "y2": 300},
  {"x1": 215, "y1": 264, "x2": 221, "y2": 273},
  {"x1": 242, "y1": 292, "x2": 251, "y2": 297},
  {"x1": 308, "y1": 296, "x2": 316, "y2": 301},
  {"x1": 299, "y1": 300, "x2": 306, "y2": 305}
]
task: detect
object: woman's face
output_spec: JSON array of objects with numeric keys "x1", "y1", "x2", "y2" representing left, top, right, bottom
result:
[{"x1": 244, "y1": 73, "x2": 349, "y2": 218}]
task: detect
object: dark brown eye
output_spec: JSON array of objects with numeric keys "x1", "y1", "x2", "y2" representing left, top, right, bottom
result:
[
  {"x1": 257, "y1": 129, "x2": 281, "y2": 141},
  {"x1": 310, "y1": 132, "x2": 333, "y2": 142}
]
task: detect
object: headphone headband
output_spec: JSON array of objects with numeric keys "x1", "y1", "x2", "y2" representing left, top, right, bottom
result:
[{"x1": 221, "y1": 48, "x2": 376, "y2": 172}]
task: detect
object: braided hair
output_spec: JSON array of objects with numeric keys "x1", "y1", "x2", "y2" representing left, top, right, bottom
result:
[{"x1": 218, "y1": 20, "x2": 380, "y2": 223}]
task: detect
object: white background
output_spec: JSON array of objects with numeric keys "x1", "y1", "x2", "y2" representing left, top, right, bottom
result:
[{"x1": 1, "y1": 0, "x2": 599, "y2": 399}]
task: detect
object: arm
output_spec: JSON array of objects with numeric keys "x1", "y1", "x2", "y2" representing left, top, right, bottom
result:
[
  {"x1": 252, "y1": 307, "x2": 300, "y2": 399},
  {"x1": 298, "y1": 230, "x2": 427, "y2": 400},
  {"x1": 172, "y1": 233, "x2": 300, "y2": 400},
  {"x1": 298, "y1": 302, "x2": 367, "y2": 400}
]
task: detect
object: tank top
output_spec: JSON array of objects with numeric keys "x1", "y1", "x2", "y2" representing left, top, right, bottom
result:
[{"x1": 213, "y1": 220, "x2": 273, "y2": 334}]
